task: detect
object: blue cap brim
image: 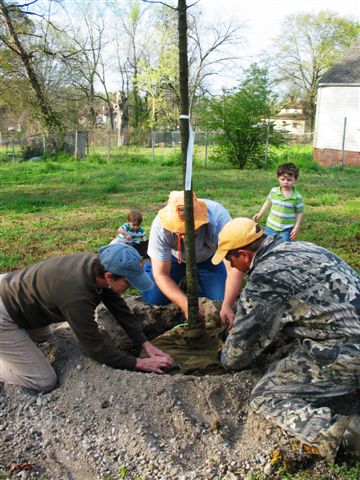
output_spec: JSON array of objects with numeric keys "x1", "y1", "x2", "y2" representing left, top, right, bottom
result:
[{"x1": 126, "y1": 271, "x2": 154, "y2": 292}]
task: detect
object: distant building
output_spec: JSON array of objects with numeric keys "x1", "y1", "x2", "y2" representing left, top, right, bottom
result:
[
  {"x1": 314, "y1": 37, "x2": 360, "y2": 166},
  {"x1": 272, "y1": 102, "x2": 306, "y2": 136},
  {"x1": 95, "y1": 114, "x2": 107, "y2": 126},
  {"x1": 0, "y1": 106, "x2": 24, "y2": 136}
]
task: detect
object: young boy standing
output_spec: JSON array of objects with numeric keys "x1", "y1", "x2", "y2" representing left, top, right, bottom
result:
[{"x1": 253, "y1": 162, "x2": 304, "y2": 241}]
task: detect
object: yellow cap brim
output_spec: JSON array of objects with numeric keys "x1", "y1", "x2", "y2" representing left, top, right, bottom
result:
[
  {"x1": 211, "y1": 217, "x2": 264, "y2": 265},
  {"x1": 211, "y1": 248, "x2": 227, "y2": 265}
]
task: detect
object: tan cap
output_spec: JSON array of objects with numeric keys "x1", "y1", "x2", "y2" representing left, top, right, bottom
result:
[
  {"x1": 212, "y1": 217, "x2": 263, "y2": 265},
  {"x1": 158, "y1": 191, "x2": 208, "y2": 234}
]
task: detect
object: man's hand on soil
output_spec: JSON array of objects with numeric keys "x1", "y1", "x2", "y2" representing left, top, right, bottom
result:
[
  {"x1": 136, "y1": 356, "x2": 174, "y2": 374},
  {"x1": 220, "y1": 305, "x2": 235, "y2": 331},
  {"x1": 138, "y1": 341, "x2": 175, "y2": 373}
]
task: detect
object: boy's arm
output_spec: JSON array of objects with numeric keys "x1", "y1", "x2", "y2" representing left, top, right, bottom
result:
[
  {"x1": 139, "y1": 226, "x2": 146, "y2": 241},
  {"x1": 290, "y1": 212, "x2": 304, "y2": 240},
  {"x1": 117, "y1": 226, "x2": 132, "y2": 240},
  {"x1": 253, "y1": 199, "x2": 271, "y2": 222},
  {"x1": 290, "y1": 193, "x2": 305, "y2": 240}
]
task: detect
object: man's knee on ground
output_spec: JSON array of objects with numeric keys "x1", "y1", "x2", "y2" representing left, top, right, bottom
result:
[
  {"x1": 28, "y1": 369, "x2": 58, "y2": 392},
  {"x1": 250, "y1": 395, "x2": 266, "y2": 412},
  {"x1": 249, "y1": 382, "x2": 275, "y2": 412}
]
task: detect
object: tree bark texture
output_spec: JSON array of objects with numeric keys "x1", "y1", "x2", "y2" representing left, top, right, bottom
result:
[
  {"x1": 178, "y1": 0, "x2": 202, "y2": 331},
  {"x1": 114, "y1": 91, "x2": 128, "y2": 146},
  {"x1": 0, "y1": 1, "x2": 61, "y2": 132}
]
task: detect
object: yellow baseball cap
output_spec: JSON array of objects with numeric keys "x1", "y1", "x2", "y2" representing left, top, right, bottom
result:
[
  {"x1": 212, "y1": 217, "x2": 263, "y2": 265},
  {"x1": 158, "y1": 191, "x2": 208, "y2": 234}
]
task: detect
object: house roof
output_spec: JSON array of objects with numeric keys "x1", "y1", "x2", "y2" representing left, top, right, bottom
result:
[
  {"x1": 275, "y1": 114, "x2": 307, "y2": 121},
  {"x1": 280, "y1": 102, "x2": 304, "y2": 110},
  {"x1": 319, "y1": 36, "x2": 360, "y2": 85}
]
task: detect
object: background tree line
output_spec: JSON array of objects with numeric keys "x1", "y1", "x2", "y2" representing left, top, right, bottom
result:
[{"x1": 0, "y1": 0, "x2": 359, "y2": 168}]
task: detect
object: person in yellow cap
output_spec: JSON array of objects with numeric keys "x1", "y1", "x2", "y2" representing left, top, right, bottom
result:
[
  {"x1": 142, "y1": 191, "x2": 243, "y2": 325},
  {"x1": 212, "y1": 217, "x2": 360, "y2": 462}
]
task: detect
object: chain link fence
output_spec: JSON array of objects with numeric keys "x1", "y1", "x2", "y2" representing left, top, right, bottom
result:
[
  {"x1": 0, "y1": 128, "x2": 313, "y2": 163},
  {"x1": 0, "y1": 131, "x2": 89, "y2": 162},
  {"x1": 0, "y1": 133, "x2": 23, "y2": 162}
]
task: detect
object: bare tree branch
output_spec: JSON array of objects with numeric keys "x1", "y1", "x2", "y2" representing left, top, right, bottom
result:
[
  {"x1": 268, "y1": 11, "x2": 359, "y2": 130},
  {"x1": 142, "y1": 0, "x2": 200, "y2": 10}
]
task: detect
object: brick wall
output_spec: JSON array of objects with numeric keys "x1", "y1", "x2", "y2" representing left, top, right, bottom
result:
[{"x1": 314, "y1": 148, "x2": 360, "y2": 166}]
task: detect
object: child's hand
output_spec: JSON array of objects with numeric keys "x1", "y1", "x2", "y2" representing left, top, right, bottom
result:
[
  {"x1": 252, "y1": 213, "x2": 260, "y2": 222},
  {"x1": 126, "y1": 234, "x2": 132, "y2": 240},
  {"x1": 290, "y1": 227, "x2": 299, "y2": 240}
]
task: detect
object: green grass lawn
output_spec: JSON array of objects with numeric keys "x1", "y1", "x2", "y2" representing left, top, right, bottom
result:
[
  {"x1": 0, "y1": 149, "x2": 359, "y2": 272},
  {"x1": 1, "y1": 149, "x2": 360, "y2": 479}
]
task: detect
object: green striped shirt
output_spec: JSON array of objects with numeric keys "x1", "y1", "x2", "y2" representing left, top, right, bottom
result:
[
  {"x1": 119, "y1": 223, "x2": 146, "y2": 243},
  {"x1": 266, "y1": 186, "x2": 304, "y2": 232}
]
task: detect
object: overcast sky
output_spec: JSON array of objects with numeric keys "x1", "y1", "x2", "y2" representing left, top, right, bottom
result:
[
  {"x1": 191, "y1": 0, "x2": 360, "y2": 90},
  {"x1": 201, "y1": 0, "x2": 360, "y2": 59},
  {"x1": 85, "y1": 0, "x2": 359, "y2": 92}
]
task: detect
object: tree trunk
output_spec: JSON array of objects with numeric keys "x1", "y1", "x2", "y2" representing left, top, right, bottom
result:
[
  {"x1": 89, "y1": 83, "x2": 97, "y2": 127},
  {"x1": 178, "y1": 0, "x2": 202, "y2": 332},
  {"x1": 114, "y1": 91, "x2": 128, "y2": 146},
  {"x1": 103, "y1": 91, "x2": 115, "y2": 130},
  {"x1": 0, "y1": 1, "x2": 61, "y2": 133},
  {"x1": 133, "y1": 73, "x2": 140, "y2": 128}
]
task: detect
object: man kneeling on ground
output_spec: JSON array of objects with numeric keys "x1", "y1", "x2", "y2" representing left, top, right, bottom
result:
[
  {"x1": 0, "y1": 244, "x2": 174, "y2": 392},
  {"x1": 142, "y1": 190, "x2": 243, "y2": 329},
  {"x1": 212, "y1": 217, "x2": 360, "y2": 461}
]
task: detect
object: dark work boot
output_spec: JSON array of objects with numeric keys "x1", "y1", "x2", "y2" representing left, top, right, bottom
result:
[
  {"x1": 342, "y1": 415, "x2": 360, "y2": 459},
  {"x1": 313, "y1": 414, "x2": 349, "y2": 462}
]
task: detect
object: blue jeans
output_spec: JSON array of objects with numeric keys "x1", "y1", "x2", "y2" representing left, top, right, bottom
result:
[
  {"x1": 264, "y1": 226, "x2": 292, "y2": 241},
  {"x1": 142, "y1": 256, "x2": 227, "y2": 305}
]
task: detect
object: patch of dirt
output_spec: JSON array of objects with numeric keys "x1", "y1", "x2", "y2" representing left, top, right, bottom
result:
[{"x1": 0, "y1": 297, "x2": 358, "y2": 480}]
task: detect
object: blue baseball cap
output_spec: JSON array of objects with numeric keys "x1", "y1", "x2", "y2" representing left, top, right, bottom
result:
[{"x1": 99, "y1": 244, "x2": 153, "y2": 291}]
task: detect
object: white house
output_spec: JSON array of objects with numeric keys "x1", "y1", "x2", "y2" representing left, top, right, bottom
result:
[
  {"x1": 314, "y1": 37, "x2": 360, "y2": 166},
  {"x1": 272, "y1": 102, "x2": 306, "y2": 136}
]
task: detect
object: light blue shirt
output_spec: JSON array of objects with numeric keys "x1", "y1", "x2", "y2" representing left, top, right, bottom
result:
[{"x1": 148, "y1": 199, "x2": 231, "y2": 263}]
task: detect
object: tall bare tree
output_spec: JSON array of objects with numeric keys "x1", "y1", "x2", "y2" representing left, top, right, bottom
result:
[
  {"x1": 268, "y1": 11, "x2": 360, "y2": 131},
  {"x1": 141, "y1": 1, "x2": 244, "y2": 129},
  {"x1": 113, "y1": 90, "x2": 128, "y2": 146},
  {"x1": 188, "y1": 15, "x2": 243, "y2": 111},
  {"x1": 61, "y1": 3, "x2": 112, "y2": 128},
  {"x1": 136, "y1": 5, "x2": 179, "y2": 130},
  {"x1": 113, "y1": 1, "x2": 151, "y2": 128},
  {"x1": 0, "y1": 0, "x2": 62, "y2": 131}
]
